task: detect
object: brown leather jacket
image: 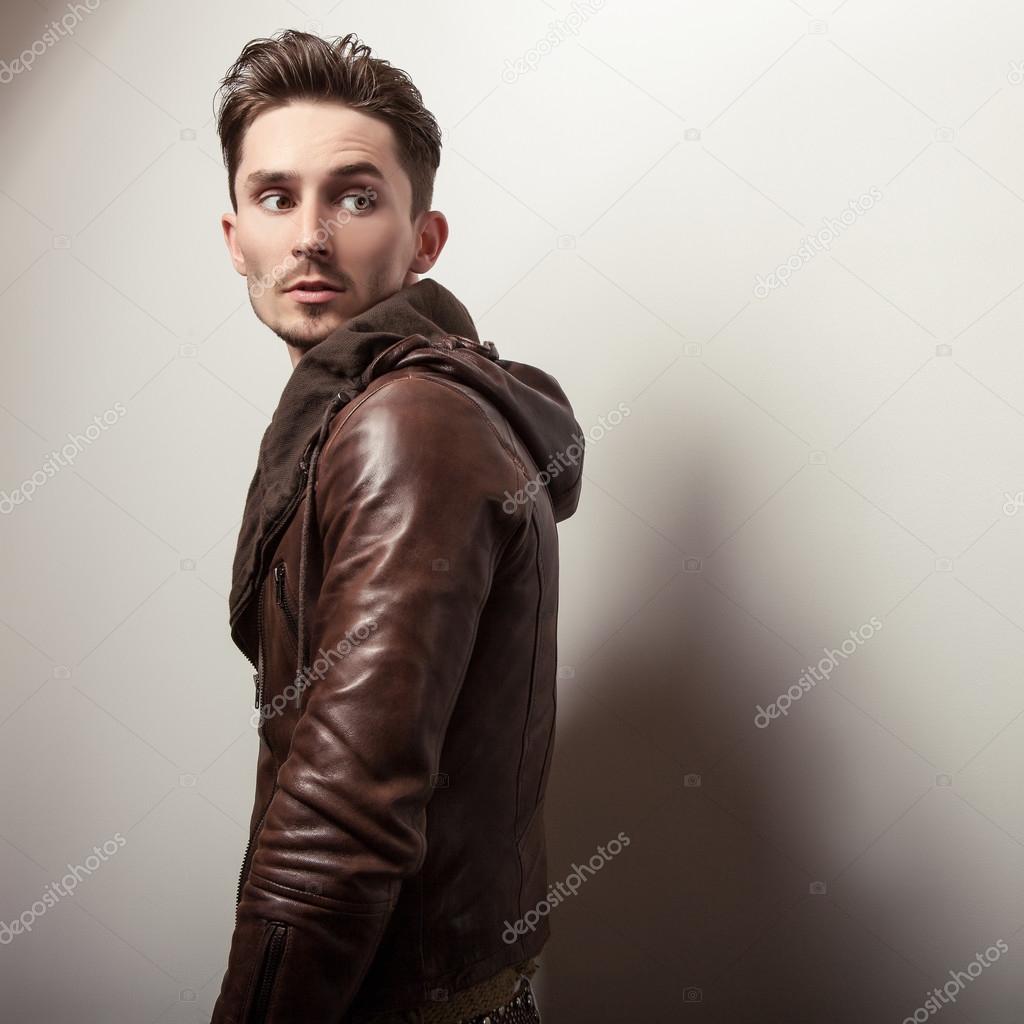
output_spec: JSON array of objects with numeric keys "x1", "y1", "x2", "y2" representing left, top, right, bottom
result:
[{"x1": 211, "y1": 280, "x2": 584, "y2": 1023}]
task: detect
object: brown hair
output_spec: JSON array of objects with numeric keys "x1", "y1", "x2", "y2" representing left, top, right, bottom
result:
[{"x1": 214, "y1": 30, "x2": 441, "y2": 219}]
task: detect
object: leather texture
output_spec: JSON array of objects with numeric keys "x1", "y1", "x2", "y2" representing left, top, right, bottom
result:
[{"x1": 211, "y1": 320, "x2": 582, "y2": 1024}]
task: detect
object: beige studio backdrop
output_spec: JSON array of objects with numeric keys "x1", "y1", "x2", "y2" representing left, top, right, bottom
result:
[{"x1": 3, "y1": 0, "x2": 1024, "y2": 1021}]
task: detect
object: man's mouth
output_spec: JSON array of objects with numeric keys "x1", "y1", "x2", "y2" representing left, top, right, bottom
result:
[{"x1": 284, "y1": 279, "x2": 345, "y2": 304}]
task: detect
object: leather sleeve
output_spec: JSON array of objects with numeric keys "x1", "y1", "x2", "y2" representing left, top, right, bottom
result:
[{"x1": 211, "y1": 378, "x2": 519, "y2": 1024}]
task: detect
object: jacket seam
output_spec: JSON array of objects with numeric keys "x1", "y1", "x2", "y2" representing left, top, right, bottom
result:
[
  {"x1": 246, "y1": 867, "x2": 396, "y2": 914},
  {"x1": 528, "y1": 509, "x2": 548, "y2": 820},
  {"x1": 514, "y1": 505, "x2": 545, "y2": 932}
]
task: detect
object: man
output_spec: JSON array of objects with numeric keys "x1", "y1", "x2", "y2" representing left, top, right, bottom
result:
[{"x1": 210, "y1": 30, "x2": 584, "y2": 1024}]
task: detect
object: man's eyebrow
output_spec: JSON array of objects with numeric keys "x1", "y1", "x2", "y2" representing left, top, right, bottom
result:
[{"x1": 244, "y1": 161, "x2": 387, "y2": 189}]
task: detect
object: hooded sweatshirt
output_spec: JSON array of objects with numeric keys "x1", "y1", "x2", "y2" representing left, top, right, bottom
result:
[{"x1": 228, "y1": 277, "x2": 584, "y2": 674}]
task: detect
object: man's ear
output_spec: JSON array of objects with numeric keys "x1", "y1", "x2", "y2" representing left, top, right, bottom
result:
[
  {"x1": 221, "y1": 211, "x2": 247, "y2": 277},
  {"x1": 408, "y1": 210, "x2": 449, "y2": 275}
]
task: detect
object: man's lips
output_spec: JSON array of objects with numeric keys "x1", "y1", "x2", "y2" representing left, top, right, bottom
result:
[{"x1": 285, "y1": 281, "x2": 345, "y2": 303}]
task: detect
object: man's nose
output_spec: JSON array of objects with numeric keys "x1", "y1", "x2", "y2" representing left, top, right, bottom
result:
[{"x1": 292, "y1": 206, "x2": 331, "y2": 261}]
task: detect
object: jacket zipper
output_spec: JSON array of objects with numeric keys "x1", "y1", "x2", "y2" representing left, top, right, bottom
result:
[
  {"x1": 239, "y1": 454, "x2": 311, "y2": 702},
  {"x1": 247, "y1": 921, "x2": 288, "y2": 1023},
  {"x1": 254, "y1": 574, "x2": 267, "y2": 711},
  {"x1": 235, "y1": 785, "x2": 274, "y2": 907},
  {"x1": 273, "y1": 562, "x2": 299, "y2": 643},
  {"x1": 235, "y1": 455, "x2": 310, "y2": 917}
]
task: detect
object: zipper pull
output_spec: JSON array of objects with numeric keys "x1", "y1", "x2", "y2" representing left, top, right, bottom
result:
[{"x1": 274, "y1": 563, "x2": 284, "y2": 605}]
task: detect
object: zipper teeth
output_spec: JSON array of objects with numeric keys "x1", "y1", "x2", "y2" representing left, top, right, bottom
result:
[
  {"x1": 254, "y1": 575, "x2": 266, "y2": 711},
  {"x1": 236, "y1": 781, "x2": 276, "y2": 908},
  {"x1": 250, "y1": 922, "x2": 287, "y2": 1021},
  {"x1": 274, "y1": 563, "x2": 300, "y2": 639}
]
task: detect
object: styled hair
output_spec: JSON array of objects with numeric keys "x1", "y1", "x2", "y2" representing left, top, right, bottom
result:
[{"x1": 214, "y1": 30, "x2": 441, "y2": 219}]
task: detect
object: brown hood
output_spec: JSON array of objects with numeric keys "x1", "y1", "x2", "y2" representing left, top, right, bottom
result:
[{"x1": 228, "y1": 277, "x2": 584, "y2": 664}]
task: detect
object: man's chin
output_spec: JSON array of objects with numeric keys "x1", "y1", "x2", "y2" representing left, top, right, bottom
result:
[{"x1": 264, "y1": 301, "x2": 352, "y2": 348}]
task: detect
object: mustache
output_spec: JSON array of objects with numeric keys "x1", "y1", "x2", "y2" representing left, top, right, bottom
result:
[{"x1": 282, "y1": 276, "x2": 347, "y2": 291}]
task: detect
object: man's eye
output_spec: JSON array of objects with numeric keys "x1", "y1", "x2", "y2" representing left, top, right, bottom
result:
[
  {"x1": 256, "y1": 190, "x2": 375, "y2": 213},
  {"x1": 340, "y1": 189, "x2": 376, "y2": 213},
  {"x1": 258, "y1": 193, "x2": 292, "y2": 212}
]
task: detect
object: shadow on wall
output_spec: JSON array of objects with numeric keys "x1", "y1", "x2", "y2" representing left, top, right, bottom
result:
[{"x1": 534, "y1": 441, "x2": 941, "y2": 1023}]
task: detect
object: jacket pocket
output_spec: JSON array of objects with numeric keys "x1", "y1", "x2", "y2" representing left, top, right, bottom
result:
[
  {"x1": 245, "y1": 920, "x2": 288, "y2": 1023},
  {"x1": 273, "y1": 562, "x2": 299, "y2": 649}
]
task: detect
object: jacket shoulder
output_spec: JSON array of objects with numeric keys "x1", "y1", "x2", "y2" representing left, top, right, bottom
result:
[{"x1": 319, "y1": 369, "x2": 526, "y2": 481}]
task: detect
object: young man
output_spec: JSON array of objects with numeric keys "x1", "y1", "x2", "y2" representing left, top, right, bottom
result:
[{"x1": 210, "y1": 31, "x2": 584, "y2": 1024}]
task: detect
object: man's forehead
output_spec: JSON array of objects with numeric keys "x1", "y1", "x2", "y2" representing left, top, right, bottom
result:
[{"x1": 240, "y1": 101, "x2": 402, "y2": 179}]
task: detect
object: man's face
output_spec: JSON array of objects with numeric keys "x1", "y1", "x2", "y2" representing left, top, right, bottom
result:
[{"x1": 222, "y1": 100, "x2": 447, "y2": 365}]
